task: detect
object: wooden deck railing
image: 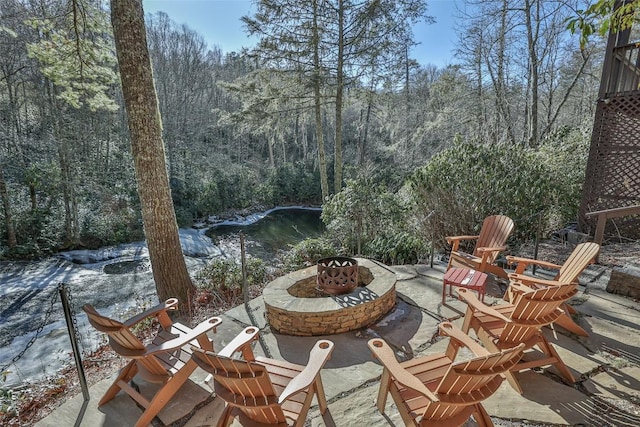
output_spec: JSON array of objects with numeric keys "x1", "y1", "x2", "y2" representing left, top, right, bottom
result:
[
  {"x1": 585, "y1": 204, "x2": 640, "y2": 260},
  {"x1": 605, "y1": 42, "x2": 640, "y2": 96}
]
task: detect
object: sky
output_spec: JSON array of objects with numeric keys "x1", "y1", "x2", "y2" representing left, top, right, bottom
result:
[{"x1": 142, "y1": 0, "x2": 459, "y2": 68}]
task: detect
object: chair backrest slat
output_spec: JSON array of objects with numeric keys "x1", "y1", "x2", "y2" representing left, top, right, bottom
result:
[
  {"x1": 474, "y1": 215, "x2": 515, "y2": 263},
  {"x1": 500, "y1": 283, "x2": 576, "y2": 345},
  {"x1": 557, "y1": 242, "x2": 600, "y2": 284},
  {"x1": 192, "y1": 349, "x2": 287, "y2": 424},
  {"x1": 438, "y1": 344, "x2": 522, "y2": 397}
]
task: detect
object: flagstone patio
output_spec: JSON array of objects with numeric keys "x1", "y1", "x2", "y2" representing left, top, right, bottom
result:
[{"x1": 36, "y1": 260, "x2": 640, "y2": 427}]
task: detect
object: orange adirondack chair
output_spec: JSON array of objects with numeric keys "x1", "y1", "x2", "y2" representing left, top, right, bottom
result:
[
  {"x1": 368, "y1": 322, "x2": 524, "y2": 427},
  {"x1": 191, "y1": 329, "x2": 334, "y2": 427},
  {"x1": 446, "y1": 215, "x2": 514, "y2": 280},
  {"x1": 458, "y1": 281, "x2": 578, "y2": 394},
  {"x1": 83, "y1": 298, "x2": 221, "y2": 427},
  {"x1": 505, "y1": 241, "x2": 600, "y2": 336}
]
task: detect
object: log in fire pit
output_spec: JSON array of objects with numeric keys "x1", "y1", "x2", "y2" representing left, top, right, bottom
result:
[{"x1": 316, "y1": 257, "x2": 358, "y2": 295}]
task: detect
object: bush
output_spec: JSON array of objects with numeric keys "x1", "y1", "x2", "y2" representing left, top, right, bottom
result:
[
  {"x1": 321, "y1": 177, "x2": 426, "y2": 263},
  {"x1": 194, "y1": 256, "x2": 269, "y2": 306},
  {"x1": 408, "y1": 132, "x2": 589, "y2": 249},
  {"x1": 282, "y1": 237, "x2": 338, "y2": 271},
  {"x1": 365, "y1": 232, "x2": 430, "y2": 265},
  {"x1": 80, "y1": 197, "x2": 143, "y2": 248}
]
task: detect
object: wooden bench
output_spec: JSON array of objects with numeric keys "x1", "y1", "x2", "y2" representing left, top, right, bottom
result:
[{"x1": 585, "y1": 204, "x2": 640, "y2": 261}]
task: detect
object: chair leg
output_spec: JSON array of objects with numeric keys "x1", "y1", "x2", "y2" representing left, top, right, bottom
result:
[
  {"x1": 554, "y1": 311, "x2": 589, "y2": 337},
  {"x1": 99, "y1": 360, "x2": 138, "y2": 406},
  {"x1": 472, "y1": 403, "x2": 495, "y2": 427},
  {"x1": 485, "y1": 264, "x2": 509, "y2": 280},
  {"x1": 290, "y1": 384, "x2": 316, "y2": 427},
  {"x1": 538, "y1": 337, "x2": 576, "y2": 384},
  {"x1": 461, "y1": 310, "x2": 474, "y2": 334},
  {"x1": 503, "y1": 370, "x2": 523, "y2": 394},
  {"x1": 216, "y1": 405, "x2": 233, "y2": 427},
  {"x1": 134, "y1": 360, "x2": 198, "y2": 427},
  {"x1": 376, "y1": 369, "x2": 391, "y2": 413},
  {"x1": 477, "y1": 331, "x2": 524, "y2": 394},
  {"x1": 314, "y1": 375, "x2": 329, "y2": 414}
]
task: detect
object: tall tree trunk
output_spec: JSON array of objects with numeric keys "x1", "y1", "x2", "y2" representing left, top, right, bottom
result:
[
  {"x1": 268, "y1": 133, "x2": 275, "y2": 168},
  {"x1": 111, "y1": 0, "x2": 195, "y2": 311},
  {"x1": 358, "y1": 90, "x2": 373, "y2": 167},
  {"x1": 313, "y1": 0, "x2": 329, "y2": 200},
  {"x1": 525, "y1": 0, "x2": 540, "y2": 147},
  {"x1": 334, "y1": 0, "x2": 345, "y2": 194},
  {"x1": 0, "y1": 166, "x2": 17, "y2": 248}
]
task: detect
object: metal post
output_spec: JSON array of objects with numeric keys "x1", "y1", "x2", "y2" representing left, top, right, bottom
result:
[
  {"x1": 59, "y1": 284, "x2": 89, "y2": 402},
  {"x1": 240, "y1": 232, "x2": 249, "y2": 304},
  {"x1": 429, "y1": 240, "x2": 434, "y2": 268},
  {"x1": 532, "y1": 213, "x2": 542, "y2": 275}
]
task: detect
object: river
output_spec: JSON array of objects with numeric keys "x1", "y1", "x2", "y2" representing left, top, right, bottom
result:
[{"x1": 0, "y1": 207, "x2": 322, "y2": 387}]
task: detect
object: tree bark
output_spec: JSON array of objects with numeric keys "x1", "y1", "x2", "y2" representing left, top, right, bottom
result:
[
  {"x1": 111, "y1": 0, "x2": 195, "y2": 311},
  {"x1": 334, "y1": 0, "x2": 344, "y2": 194},
  {"x1": 0, "y1": 166, "x2": 17, "y2": 248},
  {"x1": 525, "y1": 0, "x2": 540, "y2": 147},
  {"x1": 313, "y1": 0, "x2": 329, "y2": 200}
]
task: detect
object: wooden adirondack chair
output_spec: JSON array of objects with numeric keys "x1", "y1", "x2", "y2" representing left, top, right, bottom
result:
[
  {"x1": 368, "y1": 322, "x2": 524, "y2": 427},
  {"x1": 505, "y1": 241, "x2": 600, "y2": 337},
  {"x1": 458, "y1": 281, "x2": 578, "y2": 394},
  {"x1": 83, "y1": 298, "x2": 222, "y2": 427},
  {"x1": 446, "y1": 215, "x2": 514, "y2": 280},
  {"x1": 191, "y1": 330, "x2": 334, "y2": 427}
]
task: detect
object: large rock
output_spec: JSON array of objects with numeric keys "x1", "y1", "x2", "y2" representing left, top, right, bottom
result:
[{"x1": 606, "y1": 265, "x2": 640, "y2": 298}]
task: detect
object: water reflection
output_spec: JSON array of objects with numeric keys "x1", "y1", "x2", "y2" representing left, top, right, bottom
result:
[{"x1": 205, "y1": 208, "x2": 324, "y2": 261}]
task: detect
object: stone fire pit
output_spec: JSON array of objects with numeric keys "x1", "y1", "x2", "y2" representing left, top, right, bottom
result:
[{"x1": 263, "y1": 258, "x2": 397, "y2": 336}]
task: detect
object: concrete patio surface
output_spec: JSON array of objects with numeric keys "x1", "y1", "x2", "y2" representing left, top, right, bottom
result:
[{"x1": 36, "y1": 260, "x2": 640, "y2": 427}]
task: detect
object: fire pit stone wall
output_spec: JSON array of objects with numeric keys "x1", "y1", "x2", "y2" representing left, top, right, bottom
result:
[{"x1": 263, "y1": 258, "x2": 397, "y2": 336}]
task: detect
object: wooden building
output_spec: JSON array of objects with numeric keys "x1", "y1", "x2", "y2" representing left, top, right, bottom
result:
[{"x1": 579, "y1": 1, "x2": 640, "y2": 241}]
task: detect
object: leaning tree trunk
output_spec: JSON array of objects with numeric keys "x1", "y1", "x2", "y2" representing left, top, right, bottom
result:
[{"x1": 111, "y1": 0, "x2": 195, "y2": 311}]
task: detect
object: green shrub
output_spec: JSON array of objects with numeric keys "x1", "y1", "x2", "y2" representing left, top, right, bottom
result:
[
  {"x1": 194, "y1": 256, "x2": 269, "y2": 305},
  {"x1": 365, "y1": 231, "x2": 430, "y2": 265},
  {"x1": 80, "y1": 200, "x2": 143, "y2": 248},
  {"x1": 322, "y1": 177, "x2": 410, "y2": 256},
  {"x1": 282, "y1": 237, "x2": 338, "y2": 271},
  {"x1": 408, "y1": 132, "x2": 589, "y2": 249}
]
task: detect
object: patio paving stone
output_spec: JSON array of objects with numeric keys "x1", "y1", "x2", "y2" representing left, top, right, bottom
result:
[{"x1": 35, "y1": 261, "x2": 640, "y2": 427}]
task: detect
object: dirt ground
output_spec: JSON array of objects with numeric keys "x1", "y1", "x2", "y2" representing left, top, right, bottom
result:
[{"x1": 2, "y1": 238, "x2": 638, "y2": 426}]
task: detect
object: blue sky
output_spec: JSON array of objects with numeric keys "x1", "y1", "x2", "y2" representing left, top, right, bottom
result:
[{"x1": 143, "y1": 0, "x2": 458, "y2": 67}]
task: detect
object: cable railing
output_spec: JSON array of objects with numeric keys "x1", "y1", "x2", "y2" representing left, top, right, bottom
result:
[{"x1": 0, "y1": 284, "x2": 89, "y2": 422}]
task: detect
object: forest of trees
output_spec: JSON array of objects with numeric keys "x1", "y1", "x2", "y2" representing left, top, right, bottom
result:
[{"x1": 0, "y1": 0, "x2": 607, "y2": 260}]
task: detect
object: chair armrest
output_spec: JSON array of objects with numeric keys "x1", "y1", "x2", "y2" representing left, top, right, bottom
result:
[
  {"x1": 368, "y1": 338, "x2": 439, "y2": 402},
  {"x1": 476, "y1": 246, "x2": 507, "y2": 269},
  {"x1": 144, "y1": 316, "x2": 221, "y2": 354},
  {"x1": 508, "y1": 273, "x2": 565, "y2": 288},
  {"x1": 438, "y1": 322, "x2": 489, "y2": 357},
  {"x1": 446, "y1": 235, "x2": 479, "y2": 252},
  {"x1": 123, "y1": 298, "x2": 178, "y2": 328},
  {"x1": 218, "y1": 327, "x2": 260, "y2": 360},
  {"x1": 506, "y1": 256, "x2": 562, "y2": 274},
  {"x1": 278, "y1": 340, "x2": 334, "y2": 404},
  {"x1": 446, "y1": 235, "x2": 479, "y2": 243},
  {"x1": 476, "y1": 246, "x2": 507, "y2": 254},
  {"x1": 456, "y1": 288, "x2": 512, "y2": 323}
]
